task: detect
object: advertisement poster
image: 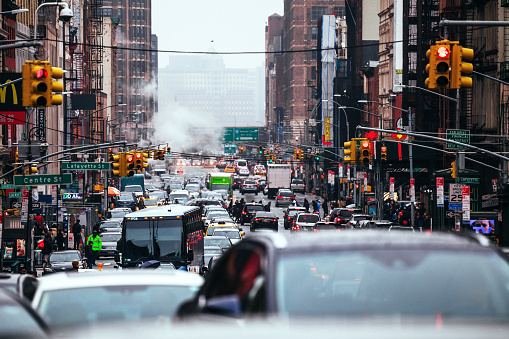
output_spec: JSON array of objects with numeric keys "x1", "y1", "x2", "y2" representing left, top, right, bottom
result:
[
  {"x1": 436, "y1": 177, "x2": 444, "y2": 207},
  {"x1": 390, "y1": 177, "x2": 395, "y2": 200},
  {"x1": 17, "y1": 239, "x2": 25, "y2": 257},
  {"x1": 410, "y1": 178, "x2": 415, "y2": 202}
]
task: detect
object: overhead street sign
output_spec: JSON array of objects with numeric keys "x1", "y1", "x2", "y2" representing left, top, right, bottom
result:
[
  {"x1": 14, "y1": 174, "x2": 72, "y2": 186},
  {"x1": 222, "y1": 128, "x2": 259, "y2": 142},
  {"x1": 1, "y1": 184, "x2": 16, "y2": 189},
  {"x1": 446, "y1": 129, "x2": 470, "y2": 150},
  {"x1": 62, "y1": 162, "x2": 111, "y2": 170}
]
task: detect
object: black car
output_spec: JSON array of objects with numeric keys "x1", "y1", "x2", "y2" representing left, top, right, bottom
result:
[
  {"x1": 177, "y1": 231, "x2": 509, "y2": 322},
  {"x1": 251, "y1": 211, "x2": 278, "y2": 232},
  {"x1": 43, "y1": 250, "x2": 85, "y2": 275},
  {"x1": 283, "y1": 206, "x2": 307, "y2": 230},
  {"x1": 327, "y1": 208, "x2": 362, "y2": 226},
  {"x1": 115, "y1": 193, "x2": 137, "y2": 211},
  {"x1": 240, "y1": 203, "x2": 265, "y2": 225},
  {"x1": 232, "y1": 176, "x2": 243, "y2": 190},
  {"x1": 313, "y1": 221, "x2": 340, "y2": 232}
]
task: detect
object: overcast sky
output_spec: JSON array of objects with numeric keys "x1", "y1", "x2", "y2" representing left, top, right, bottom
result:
[{"x1": 152, "y1": 0, "x2": 284, "y2": 70}]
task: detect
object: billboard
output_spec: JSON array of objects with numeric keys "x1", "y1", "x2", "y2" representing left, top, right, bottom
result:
[{"x1": 321, "y1": 15, "x2": 335, "y2": 146}]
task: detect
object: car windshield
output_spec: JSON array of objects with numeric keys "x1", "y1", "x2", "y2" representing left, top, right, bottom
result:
[
  {"x1": 118, "y1": 194, "x2": 133, "y2": 201},
  {"x1": 288, "y1": 210, "x2": 303, "y2": 217},
  {"x1": 204, "y1": 238, "x2": 232, "y2": 248},
  {"x1": 237, "y1": 161, "x2": 247, "y2": 167},
  {"x1": 292, "y1": 180, "x2": 304, "y2": 184},
  {"x1": 169, "y1": 194, "x2": 188, "y2": 201},
  {"x1": 246, "y1": 205, "x2": 264, "y2": 212},
  {"x1": 37, "y1": 285, "x2": 200, "y2": 329},
  {"x1": 353, "y1": 215, "x2": 372, "y2": 221},
  {"x1": 244, "y1": 181, "x2": 255, "y2": 185},
  {"x1": 49, "y1": 252, "x2": 80, "y2": 263},
  {"x1": 297, "y1": 215, "x2": 319, "y2": 223},
  {"x1": 213, "y1": 230, "x2": 241, "y2": 239},
  {"x1": 204, "y1": 247, "x2": 223, "y2": 255},
  {"x1": 124, "y1": 186, "x2": 142, "y2": 192},
  {"x1": 207, "y1": 212, "x2": 229, "y2": 219},
  {"x1": 277, "y1": 250, "x2": 509, "y2": 318},
  {"x1": 102, "y1": 221, "x2": 121, "y2": 227},
  {"x1": 207, "y1": 226, "x2": 235, "y2": 236},
  {"x1": 101, "y1": 234, "x2": 121, "y2": 242}
]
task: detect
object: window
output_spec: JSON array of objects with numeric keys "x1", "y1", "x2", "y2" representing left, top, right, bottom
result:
[
  {"x1": 311, "y1": 27, "x2": 318, "y2": 40},
  {"x1": 311, "y1": 6, "x2": 327, "y2": 22}
]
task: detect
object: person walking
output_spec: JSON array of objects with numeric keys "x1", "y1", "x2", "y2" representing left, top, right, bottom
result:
[
  {"x1": 41, "y1": 233, "x2": 53, "y2": 270},
  {"x1": 86, "y1": 230, "x2": 102, "y2": 268},
  {"x1": 322, "y1": 196, "x2": 329, "y2": 217},
  {"x1": 56, "y1": 228, "x2": 65, "y2": 251},
  {"x1": 264, "y1": 201, "x2": 271, "y2": 212},
  {"x1": 316, "y1": 200, "x2": 321, "y2": 216},
  {"x1": 303, "y1": 198, "x2": 310, "y2": 212},
  {"x1": 312, "y1": 200, "x2": 317, "y2": 213},
  {"x1": 72, "y1": 219, "x2": 82, "y2": 250}
]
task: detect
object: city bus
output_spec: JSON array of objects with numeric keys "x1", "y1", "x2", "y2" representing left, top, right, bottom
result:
[
  {"x1": 116, "y1": 204, "x2": 204, "y2": 272},
  {"x1": 208, "y1": 172, "x2": 233, "y2": 196}
]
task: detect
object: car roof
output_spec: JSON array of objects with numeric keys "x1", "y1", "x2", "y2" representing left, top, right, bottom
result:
[
  {"x1": 241, "y1": 231, "x2": 496, "y2": 252},
  {"x1": 212, "y1": 228, "x2": 240, "y2": 232},
  {"x1": 34, "y1": 271, "x2": 203, "y2": 292},
  {"x1": 125, "y1": 205, "x2": 199, "y2": 218}
]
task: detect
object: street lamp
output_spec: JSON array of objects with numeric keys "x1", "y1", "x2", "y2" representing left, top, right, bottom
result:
[
  {"x1": 0, "y1": 9, "x2": 28, "y2": 15},
  {"x1": 34, "y1": 2, "x2": 72, "y2": 39},
  {"x1": 322, "y1": 99, "x2": 351, "y2": 141}
]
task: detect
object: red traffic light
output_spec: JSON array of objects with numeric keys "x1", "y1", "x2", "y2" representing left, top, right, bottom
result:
[
  {"x1": 108, "y1": 148, "x2": 112, "y2": 152},
  {"x1": 381, "y1": 146, "x2": 387, "y2": 152},
  {"x1": 135, "y1": 153, "x2": 142, "y2": 159},
  {"x1": 361, "y1": 141, "x2": 370, "y2": 148},
  {"x1": 436, "y1": 46, "x2": 450, "y2": 59},
  {"x1": 36, "y1": 68, "x2": 48, "y2": 79},
  {"x1": 127, "y1": 155, "x2": 134, "y2": 162}
]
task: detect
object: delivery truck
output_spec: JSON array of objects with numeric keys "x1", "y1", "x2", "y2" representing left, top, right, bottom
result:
[{"x1": 266, "y1": 164, "x2": 292, "y2": 199}]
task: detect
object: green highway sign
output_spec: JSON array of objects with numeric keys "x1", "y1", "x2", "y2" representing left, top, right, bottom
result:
[
  {"x1": 446, "y1": 129, "x2": 470, "y2": 150},
  {"x1": 1, "y1": 184, "x2": 16, "y2": 189},
  {"x1": 14, "y1": 174, "x2": 73, "y2": 186},
  {"x1": 222, "y1": 128, "x2": 259, "y2": 142},
  {"x1": 8, "y1": 192, "x2": 22, "y2": 198},
  {"x1": 224, "y1": 145, "x2": 236, "y2": 154},
  {"x1": 62, "y1": 162, "x2": 111, "y2": 170}
]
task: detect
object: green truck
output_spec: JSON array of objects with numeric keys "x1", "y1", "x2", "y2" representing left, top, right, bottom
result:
[
  {"x1": 208, "y1": 173, "x2": 233, "y2": 196},
  {"x1": 120, "y1": 174, "x2": 145, "y2": 193}
]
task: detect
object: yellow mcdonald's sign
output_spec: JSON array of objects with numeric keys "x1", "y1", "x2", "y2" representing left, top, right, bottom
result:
[{"x1": 0, "y1": 79, "x2": 18, "y2": 105}]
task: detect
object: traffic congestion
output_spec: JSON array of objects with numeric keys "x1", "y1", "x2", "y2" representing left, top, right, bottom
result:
[{"x1": 1, "y1": 156, "x2": 509, "y2": 338}]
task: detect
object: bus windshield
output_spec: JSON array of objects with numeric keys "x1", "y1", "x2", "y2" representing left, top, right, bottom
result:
[{"x1": 124, "y1": 219, "x2": 183, "y2": 262}]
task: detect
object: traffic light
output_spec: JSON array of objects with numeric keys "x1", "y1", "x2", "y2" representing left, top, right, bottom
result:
[
  {"x1": 359, "y1": 140, "x2": 371, "y2": 165},
  {"x1": 166, "y1": 146, "x2": 171, "y2": 155},
  {"x1": 294, "y1": 149, "x2": 300, "y2": 159},
  {"x1": 451, "y1": 161, "x2": 457, "y2": 179},
  {"x1": 112, "y1": 152, "x2": 125, "y2": 177},
  {"x1": 22, "y1": 61, "x2": 49, "y2": 107},
  {"x1": 125, "y1": 152, "x2": 135, "y2": 177},
  {"x1": 14, "y1": 150, "x2": 22, "y2": 174},
  {"x1": 238, "y1": 146, "x2": 244, "y2": 154},
  {"x1": 450, "y1": 43, "x2": 474, "y2": 89},
  {"x1": 108, "y1": 148, "x2": 114, "y2": 162},
  {"x1": 25, "y1": 165, "x2": 38, "y2": 175},
  {"x1": 134, "y1": 151, "x2": 144, "y2": 171},
  {"x1": 381, "y1": 146, "x2": 387, "y2": 162},
  {"x1": 258, "y1": 145, "x2": 263, "y2": 154},
  {"x1": 44, "y1": 63, "x2": 63, "y2": 106},
  {"x1": 141, "y1": 152, "x2": 149, "y2": 171},
  {"x1": 425, "y1": 40, "x2": 451, "y2": 89},
  {"x1": 343, "y1": 140, "x2": 357, "y2": 163},
  {"x1": 314, "y1": 153, "x2": 320, "y2": 162}
]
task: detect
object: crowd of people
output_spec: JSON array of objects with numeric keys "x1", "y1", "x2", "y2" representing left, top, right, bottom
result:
[{"x1": 383, "y1": 201, "x2": 430, "y2": 228}]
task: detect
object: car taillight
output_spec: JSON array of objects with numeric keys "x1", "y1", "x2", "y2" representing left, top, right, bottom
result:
[
  {"x1": 290, "y1": 197, "x2": 295, "y2": 200},
  {"x1": 287, "y1": 217, "x2": 291, "y2": 220},
  {"x1": 271, "y1": 219, "x2": 277, "y2": 222},
  {"x1": 336, "y1": 229, "x2": 341, "y2": 232},
  {"x1": 277, "y1": 196, "x2": 282, "y2": 199},
  {"x1": 292, "y1": 226, "x2": 300, "y2": 231},
  {"x1": 335, "y1": 217, "x2": 342, "y2": 223},
  {"x1": 254, "y1": 218, "x2": 260, "y2": 222},
  {"x1": 242, "y1": 211, "x2": 247, "y2": 215},
  {"x1": 303, "y1": 184, "x2": 306, "y2": 187},
  {"x1": 313, "y1": 229, "x2": 319, "y2": 232}
]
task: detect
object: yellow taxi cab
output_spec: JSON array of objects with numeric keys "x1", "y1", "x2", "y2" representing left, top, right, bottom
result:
[
  {"x1": 205, "y1": 221, "x2": 238, "y2": 236},
  {"x1": 224, "y1": 165, "x2": 236, "y2": 173},
  {"x1": 144, "y1": 198, "x2": 159, "y2": 208}
]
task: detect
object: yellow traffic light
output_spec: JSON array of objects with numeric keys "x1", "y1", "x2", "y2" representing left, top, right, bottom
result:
[
  {"x1": 126, "y1": 152, "x2": 135, "y2": 177},
  {"x1": 450, "y1": 43, "x2": 474, "y2": 89},
  {"x1": 451, "y1": 161, "x2": 457, "y2": 179},
  {"x1": 134, "y1": 151, "x2": 144, "y2": 171},
  {"x1": 381, "y1": 146, "x2": 387, "y2": 162},
  {"x1": 112, "y1": 152, "x2": 125, "y2": 177},
  {"x1": 44, "y1": 64, "x2": 63, "y2": 106},
  {"x1": 343, "y1": 140, "x2": 357, "y2": 163},
  {"x1": 25, "y1": 165, "x2": 38, "y2": 175},
  {"x1": 22, "y1": 61, "x2": 49, "y2": 107},
  {"x1": 425, "y1": 40, "x2": 451, "y2": 89},
  {"x1": 108, "y1": 148, "x2": 114, "y2": 162},
  {"x1": 359, "y1": 140, "x2": 371, "y2": 165},
  {"x1": 141, "y1": 152, "x2": 149, "y2": 171},
  {"x1": 258, "y1": 145, "x2": 263, "y2": 154}
]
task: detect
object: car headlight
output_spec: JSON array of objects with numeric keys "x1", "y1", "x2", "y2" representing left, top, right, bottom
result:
[{"x1": 44, "y1": 267, "x2": 54, "y2": 272}]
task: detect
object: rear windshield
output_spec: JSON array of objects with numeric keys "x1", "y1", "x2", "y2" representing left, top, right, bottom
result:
[
  {"x1": 246, "y1": 205, "x2": 264, "y2": 212},
  {"x1": 244, "y1": 181, "x2": 255, "y2": 185},
  {"x1": 338, "y1": 209, "x2": 361, "y2": 218},
  {"x1": 237, "y1": 161, "x2": 247, "y2": 167},
  {"x1": 315, "y1": 224, "x2": 337, "y2": 230},
  {"x1": 297, "y1": 215, "x2": 319, "y2": 223},
  {"x1": 354, "y1": 215, "x2": 373, "y2": 221},
  {"x1": 292, "y1": 180, "x2": 304, "y2": 184},
  {"x1": 279, "y1": 191, "x2": 293, "y2": 197}
]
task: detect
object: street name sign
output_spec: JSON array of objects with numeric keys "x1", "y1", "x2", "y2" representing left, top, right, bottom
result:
[
  {"x1": 8, "y1": 192, "x2": 22, "y2": 198},
  {"x1": 446, "y1": 129, "x2": 469, "y2": 150},
  {"x1": 14, "y1": 174, "x2": 73, "y2": 186},
  {"x1": 1, "y1": 184, "x2": 16, "y2": 189},
  {"x1": 62, "y1": 162, "x2": 111, "y2": 170}
]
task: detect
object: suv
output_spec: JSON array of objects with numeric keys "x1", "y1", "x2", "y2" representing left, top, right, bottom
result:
[
  {"x1": 275, "y1": 189, "x2": 295, "y2": 207},
  {"x1": 240, "y1": 203, "x2": 265, "y2": 225},
  {"x1": 290, "y1": 179, "x2": 305, "y2": 193},
  {"x1": 291, "y1": 213, "x2": 320, "y2": 232},
  {"x1": 240, "y1": 179, "x2": 258, "y2": 195},
  {"x1": 328, "y1": 208, "x2": 362, "y2": 227},
  {"x1": 283, "y1": 206, "x2": 307, "y2": 229},
  {"x1": 347, "y1": 214, "x2": 374, "y2": 229},
  {"x1": 123, "y1": 185, "x2": 143, "y2": 198}
]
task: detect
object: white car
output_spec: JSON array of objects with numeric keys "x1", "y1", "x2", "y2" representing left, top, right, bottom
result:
[
  {"x1": 238, "y1": 166, "x2": 250, "y2": 176},
  {"x1": 32, "y1": 271, "x2": 203, "y2": 331},
  {"x1": 211, "y1": 228, "x2": 243, "y2": 244}
]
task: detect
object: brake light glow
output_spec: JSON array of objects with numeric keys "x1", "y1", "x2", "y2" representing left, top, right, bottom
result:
[
  {"x1": 271, "y1": 219, "x2": 277, "y2": 222},
  {"x1": 242, "y1": 211, "x2": 247, "y2": 215},
  {"x1": 254, "y1": 218, "x2": 260, "y2": 222},
  {"x1": 290, "y1": 197, "x2": 295, "y2": 200},
  {"x1": 292, "y1": 226, "x2": 300, "y2": 231},
  {"x1": 313, "y1": 229, "x2": 319, "y2": 232},
  {"x1": 277, "y1": 196, "x2": 282, "y2": 199}
]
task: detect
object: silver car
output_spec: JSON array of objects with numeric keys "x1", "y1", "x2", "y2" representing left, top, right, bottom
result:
[
  {"x1": 99, "y1": 232, "x2": 121, "y2": 258},
  {"x1": 292, "y1": 213, "x2": 320, "y2": 231},
  {"x1": 290, "y1": 179, "x2": 305, "y2": 193}
]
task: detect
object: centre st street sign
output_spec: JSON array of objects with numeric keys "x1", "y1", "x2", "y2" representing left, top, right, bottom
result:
[
  {"x1": 446, "y1": 129, "x2": 470, "y2": 150},
  {"x1": 14, "y1": 174, "x2": 72, "y2": 186},
  {"x1": 61, "y1": 162, "x2": 111, "y2": 170}
]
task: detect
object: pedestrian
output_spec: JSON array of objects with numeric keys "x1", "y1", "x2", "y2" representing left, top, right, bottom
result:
[
  {"x1": 71, "y1": 260, "x2": 79, "y2": 272},
  {"x1": 86, "y1": 230, "x2": 102, "y2": 268},
  {"x1": 227, "y1": 198, "x2": 233, "y2": 216},
  {"x1": 41, "y1": 233, "x2": 53, "y2": 270},
  {"x1": 56, "y1": 228, "x2": 65, "y2": 251},
  {"x1": 312, "y1": 200, "x2": 317, "y2": 213},
  {"x1": 316, "y1": 200, "x2": 321, "y2": 216},
  {"x1": 72, "y1": 218, "x2": 82, "y2": 250},
  {"x1": 303, "y1": 198, "x2": 310, "y2": 212},
  {"x1": 264, "y1": 201, "x2": 271, "y2": 212}
]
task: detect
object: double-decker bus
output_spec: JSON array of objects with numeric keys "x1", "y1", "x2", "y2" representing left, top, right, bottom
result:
[
  {"x1": 116, "y1": 205, "x2": 204, "y2": 271},
  {"x1": 208, "y1": 172, "x2": 233, "y2": 196}
]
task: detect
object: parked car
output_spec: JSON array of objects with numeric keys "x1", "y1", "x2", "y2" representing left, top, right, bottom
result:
[
  {"x1": 275, "y1": 189, "x2": 295, "y2": 207},
  {"x1": 240, "y1": 203, "x2": 265, "y2": 225},
  {"x1": 177, "y1": 231, "x2": 509, "y2": 323},
  {"x1": 291, "y1": 213, "x2": 320, "y2": 231},
  {"x1": 283, "y1": 206, "x2": 307, "y2": 230},
  {"x1": 43, "y1": 250, "x2": 86, "y2": 275},
  {"x1": 32, "y1": 271, "x2": 203, "y2": 332},
  {"x1": 250, "y1": 211, "x2": 278, "y2": 232},
  {"x1": 290, "y1": 179, "x2": 305, "y2": 193}
]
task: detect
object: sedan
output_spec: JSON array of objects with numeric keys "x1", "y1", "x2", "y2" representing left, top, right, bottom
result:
[
  {"x1": 211, "y1": 228, "x2": 243, "y2": 244},
  {"x1": 177, "y1": 231, "x2": 509, "y2": 323},
  {"x1": 240, "y1": 180, "x2": 258, "y2": 195},
  {"x1": 43, "y1": 250, "x2": 85, "y2": 275},
  {"x1": 99, "y1": 220, "x2": 122, "y2": 233},
  {"x1": 98, "y1": 232, "x2": 122, "y2": 258},
  {"x1": 33, "y1": 271, "x2": 203, "y2": 331},
  {"x1": 251, "y1": 211, "x2": 278, "y2": 232}
]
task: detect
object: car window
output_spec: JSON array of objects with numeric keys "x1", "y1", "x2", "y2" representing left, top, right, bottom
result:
[
  {"x1": 204, "y1": 238, "x2": 232, "y2": 248},
  {"x1": 292, "y1": 180, "x2": 304, "y2": 184},
  {"x1": 339, "y1": 210, "x2": 361, "y2": 218},
  {"x1": 297, "y1": 215, "x2": 319, "y2": 223},
  {"x1": 145, "y1": 200, "x2": 157, "y2": 206},
  {"x1": 101, "y1": 234, "x2": 122, "y2": 242},
  {"x1": 0, "y1": 297, "x2": 48, "y2": 338},
  {"x1": 109, "y1": 210, "x2": 126, "y2": 218},
  {"x1": 244, "y1": 181, "x2": 255, "y2": 185},
  {"x1": 279, "y1": 191, "x2": 293, "y2": 197},
  {"x1": 213, "y1": 230, "x2": 241, "y2": 239},
  {"x1": 246, "y1": 205, "x2": 264, "y2": 212},
  {"x1": 49, "y1": 252, "x2": 80, "y2": 263}
]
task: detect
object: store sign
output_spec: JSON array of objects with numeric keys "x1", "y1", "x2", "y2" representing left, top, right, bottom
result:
[
  {"x1": 389, "y1": 177, "x2": 395, "y2": 200},
  {"x1": 62, "y1": 193, "x2": 83, "y2": 200}
]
